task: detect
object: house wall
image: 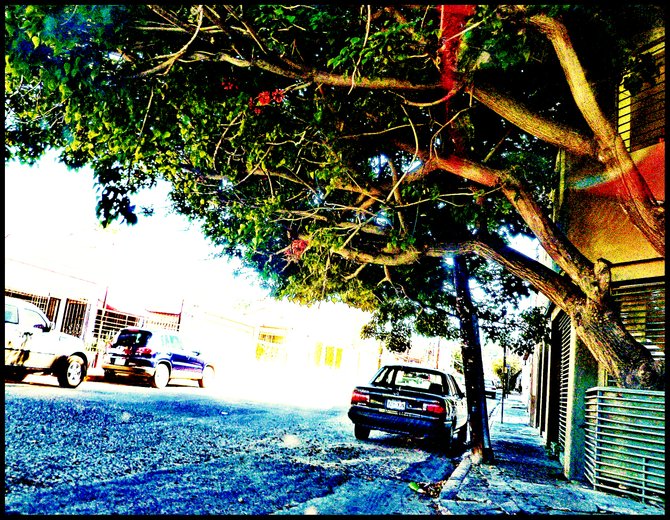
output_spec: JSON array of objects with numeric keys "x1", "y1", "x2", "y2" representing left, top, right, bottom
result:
[
  {"x1": 536, "y1": 30, "x2": 665, "y2": 487},
  {"x1": 560, "y1": 143, "x2": 664, "y2": 283}
]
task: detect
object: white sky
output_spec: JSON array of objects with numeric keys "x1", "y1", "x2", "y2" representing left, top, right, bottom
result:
[{"x1": 4, "y1": 150, "x2": 268, "y2": 314}]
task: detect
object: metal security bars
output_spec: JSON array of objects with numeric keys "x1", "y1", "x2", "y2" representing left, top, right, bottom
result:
[
  {"x1": 612, "y1": 281, "x2": 665, "y2": 361},
  {"x1": 556, "y1": 312, "x2": 571, "y2": 454},
  {"x1": 617, "y1": 36, "x2": 665, "y2": 152},
  {"x1": 584, "y1": 387, "x2": 665, "y2": 506},
  {"x1": 606, "y1": 281, "x2": 665, "y2": 386}
]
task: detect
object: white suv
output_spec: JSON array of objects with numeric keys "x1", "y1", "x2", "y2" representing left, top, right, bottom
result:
[{"x1": 5, "y1": 296, "x2": 89, "y2": 388}]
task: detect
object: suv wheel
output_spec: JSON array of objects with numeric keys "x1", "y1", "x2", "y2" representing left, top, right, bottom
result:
[
  {"x1": 198, "y1": 365, "x2": 215, "y2": 388},
  {"x1": 151, "y1": 363, "x2": 170, "y2": 389},
  {"x1": 57, "y1": 355, "x2": 86, "y2": 388}
]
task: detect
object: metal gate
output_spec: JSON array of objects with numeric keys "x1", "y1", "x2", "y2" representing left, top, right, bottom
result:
[
  {"x1": 556, "y1": 311, "x2": 572, "y2": 454},
  {"x1": 584, "y1": 387, "x2": 665, "y2": 506}
]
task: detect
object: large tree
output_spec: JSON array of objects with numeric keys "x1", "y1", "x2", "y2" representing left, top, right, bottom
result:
[{"x1": 5, "y1": 5, "x2": 665, "y2": 389}]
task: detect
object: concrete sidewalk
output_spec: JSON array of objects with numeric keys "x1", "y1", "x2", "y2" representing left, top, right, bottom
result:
[{"x1": 438, "y1": 394, "x2": 664, "y2": 515}]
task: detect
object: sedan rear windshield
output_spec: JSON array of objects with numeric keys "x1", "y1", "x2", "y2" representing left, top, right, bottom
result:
[{"x1": 373, "y1": 367, "x2": 448, "y2": 394}]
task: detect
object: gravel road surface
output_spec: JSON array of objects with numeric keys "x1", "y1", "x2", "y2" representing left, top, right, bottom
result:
[{"x1": 5, "y1": 375, "x2": 458, "y2": 515}]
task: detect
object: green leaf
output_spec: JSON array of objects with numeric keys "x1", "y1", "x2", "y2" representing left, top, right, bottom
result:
[{"x1": 408, "y1": 482, "x2": 425, "y2": 494}]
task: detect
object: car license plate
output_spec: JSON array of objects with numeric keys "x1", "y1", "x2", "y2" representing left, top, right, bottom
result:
[
  {"x1": 111, "y1": 357, "x2": 119, "y2": 365},
  {"x1": 386, "y1": 399, "x2": 406, "y2": 411}
]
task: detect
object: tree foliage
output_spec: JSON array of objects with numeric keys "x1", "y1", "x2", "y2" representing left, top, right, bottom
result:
[{"x1": 5, "y1": 5, "x2": 664, "y2": 387}]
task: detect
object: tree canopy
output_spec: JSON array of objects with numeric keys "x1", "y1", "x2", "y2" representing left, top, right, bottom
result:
[{"x1": 5, "y1": 5, "x2": 665, "y2": 387}]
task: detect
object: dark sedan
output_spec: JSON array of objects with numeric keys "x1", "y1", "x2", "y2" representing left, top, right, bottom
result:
[{"x1": 348, "y1": 364, "x2": 468, "y2": 451}]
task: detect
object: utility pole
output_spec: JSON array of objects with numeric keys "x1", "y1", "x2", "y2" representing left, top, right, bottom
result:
[
  {"x1": 501, "y1": 343, "x2": 506, "y2": 424},
  {"x1": 453, "y1": 255, "x2": 494, "y2": 464}
]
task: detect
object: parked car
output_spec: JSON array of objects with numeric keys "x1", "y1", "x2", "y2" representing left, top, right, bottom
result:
[
  {"x1": 4, "y1": 296, "x2": 89, "y2": 388},
  {"x1": 101, "y1": 327, "x2": 215, "y2": 389},
  {"x1": 485, "y1": 379, "x2": 497, "y2": 399},
  {"x1": 348, "y1": 364, "x2": 468, "y2": 451}
]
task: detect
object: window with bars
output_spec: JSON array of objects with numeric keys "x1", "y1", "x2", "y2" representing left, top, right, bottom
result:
[
  {"x1": 617, "y1": 37, "x2": 665, "y2": 152},
  {"x1": 255, "y1": 331, "x2": 286, "y2": 362},
  {"x1": 61, "y1": 298, "x2": 88, "y2": 338},
  {"x1": 4, "y1": 289, "x2": 60, "y2": 323},
  {"x1": 613, "y1": 280, "x2": 665, "y2": 360},
  {"x1": 313, "y1": 342, "x2": 343, "y2": 369},
  {"x1": 606, "y1": 280, "x2": 665, "y2": 386}
]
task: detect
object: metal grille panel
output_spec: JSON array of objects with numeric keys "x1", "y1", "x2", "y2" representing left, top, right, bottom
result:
[
  {"x1": 612, "y1": 281, "x2": 665, "y2": 360},
  {"x1": 557, "y1": 312, "x2": 571, "y2": 452},
  {"x1": 585, "y1": 387, "x2": 665, "y2": 506},
  {"x1": 617, "y1": 38, "x2": 665, "y2": 152},
  {"x1": 607, "y1": 281, "x2": 665, "y2": 386}
]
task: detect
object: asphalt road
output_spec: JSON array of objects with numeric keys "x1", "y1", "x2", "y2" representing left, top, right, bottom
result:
[{"x1": 5, "y1": 375, "x2": 463, "y2": 515}]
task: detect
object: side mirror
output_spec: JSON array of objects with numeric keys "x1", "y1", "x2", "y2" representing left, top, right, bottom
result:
[{"x1": 39, "y1": 321, "x2": 55, "y2": 332}]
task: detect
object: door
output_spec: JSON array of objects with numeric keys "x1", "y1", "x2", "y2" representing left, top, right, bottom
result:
[{"x1": 164, "y1": 334, "x2": 201, "y2": 378}]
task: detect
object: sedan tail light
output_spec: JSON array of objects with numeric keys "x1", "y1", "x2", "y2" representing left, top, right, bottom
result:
[
  {"x1": 423, "y1": 401, "x2": 446, "y2": 414},
  {"x1": 351, "y1": 389, "x2": 370, "y2": 404},
  {"x1": 135, "y1": 347, "x2": 153, "y2": 356}
]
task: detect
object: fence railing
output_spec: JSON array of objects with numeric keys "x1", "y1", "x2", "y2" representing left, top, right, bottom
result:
[{"x1": 584, "y1": 386, "x2": 665, "y2": 506}]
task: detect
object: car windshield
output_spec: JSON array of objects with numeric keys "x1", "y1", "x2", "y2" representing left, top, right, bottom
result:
[
  {"x1": 5, "y1": 304, "x2": 19, "y2": 324},
  {"x1": 373, "y1": 367, "x2": 446, "y2": 394},
  {"x1": 115, "y1": 330, "x2": 152, "y2": 347}
]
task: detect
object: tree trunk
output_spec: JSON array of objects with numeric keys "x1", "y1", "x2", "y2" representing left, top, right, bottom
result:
[{"x1": 453, "y1": 255, "x2": 494, "y2": 464}]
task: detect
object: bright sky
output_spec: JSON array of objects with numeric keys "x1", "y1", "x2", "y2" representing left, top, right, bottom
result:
[{"x1": 4, "y1": 150, "x2": 268, "y2": 314}]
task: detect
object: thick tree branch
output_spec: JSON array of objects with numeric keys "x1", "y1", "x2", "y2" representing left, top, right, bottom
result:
[
  {"x1": 332, "y1": 237, "x2": 582, "y2": 313},
  {"x1": 213, "y1": 51, "x2": 442, "y2": 91},
  {"x1": 470, "y1": 82, "x2": 595, "y2": 157}
]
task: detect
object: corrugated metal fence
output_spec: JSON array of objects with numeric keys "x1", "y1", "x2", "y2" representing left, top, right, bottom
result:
[{"x1": 584, "y1": 387, "x2": 665, "y2": 506}]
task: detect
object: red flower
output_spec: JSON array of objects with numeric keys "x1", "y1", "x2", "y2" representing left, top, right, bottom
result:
[
  {"x1": 221, "y1": 80, "x2": 237, "y2": 91},
  {"x1": 257, "y1": 91, "x2": 272, "y2": 106}
]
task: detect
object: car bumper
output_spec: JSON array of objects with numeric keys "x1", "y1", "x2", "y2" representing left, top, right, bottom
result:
[
  {"x1": 101, "y1": 363, "x2": 156, "y2": 379},
  {"x1": 348, "y1": 405, "x2": 449, "y2": 438}
]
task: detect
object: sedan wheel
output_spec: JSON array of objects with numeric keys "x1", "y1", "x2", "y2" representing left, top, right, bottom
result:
[
  {"x1": 57, "y1": 356, "x2": 85, "y2": 388},
  {"x1": 439, "y1": 425, "x2": 453, "y2": 454},
  {"x1": 455, "y1": 424, "x2": 468, "y2": 447},
  {"x1": 354, "y1": 424, "x2": 370, "y2": 440},
  {"x1": 151, "y1": 363, "x2": 170, "y2": 389},
  {"x1": 198, "y1": 365, "x2": 215, "y2": 388}
]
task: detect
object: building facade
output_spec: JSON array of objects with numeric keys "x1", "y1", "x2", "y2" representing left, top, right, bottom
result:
[{"x1": 529, "y1": 27, "x2": 665, "y2": 506}]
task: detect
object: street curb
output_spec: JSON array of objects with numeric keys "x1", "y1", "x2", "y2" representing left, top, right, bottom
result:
[
  {"x1": 439, "y1": 452, "x2": 472, "y2": 501},
  {"x1": 438, "y1": 399, "x2": 499, "y2": 505}
]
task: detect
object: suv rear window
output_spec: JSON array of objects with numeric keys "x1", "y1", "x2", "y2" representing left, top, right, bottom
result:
[{"x1": 115, "y1": 330, "x2": 153, "y2": 347}]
